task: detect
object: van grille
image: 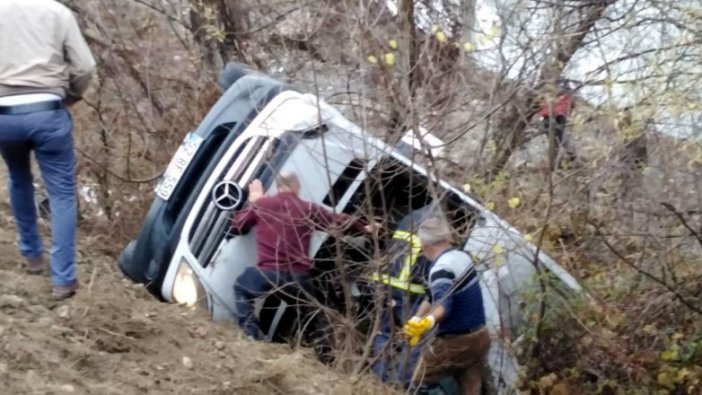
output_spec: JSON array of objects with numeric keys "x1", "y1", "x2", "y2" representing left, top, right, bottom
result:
[{"x1": 188, "y1": 136, "x2": 270, "y2": 266}]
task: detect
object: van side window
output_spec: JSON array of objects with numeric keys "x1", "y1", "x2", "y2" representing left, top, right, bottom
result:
[
  {"x1": 322, "y1": 158, "x2": 365, "y2": 207},
  {"x1": 254, "y1": 133, "x2": 299, "y2": 189}
]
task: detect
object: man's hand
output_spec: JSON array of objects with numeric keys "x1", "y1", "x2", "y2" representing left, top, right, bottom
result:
[
  {"x1": 64, "y1": 95, "x2": 81, "y2": 107},
  {"x1": 248, "y1": 179, "x2": 265, "y2": 203},
  {"x1": 363, "y1": 220, "x2": 383, "y2": 234},
  {"x1": 403, "y1": 315, "x2": 435, "y2": 346}
]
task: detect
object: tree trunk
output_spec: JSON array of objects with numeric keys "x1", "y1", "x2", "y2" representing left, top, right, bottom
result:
[
  {"x1": 189, "y1": 0, "x2": 254, "y2": 71},
  {"x1": 460, "y1": 0, "x2": 476, "y2": 42},
  {"x1": 399, "y1": 0, "x2": 419, "y2": 100}
]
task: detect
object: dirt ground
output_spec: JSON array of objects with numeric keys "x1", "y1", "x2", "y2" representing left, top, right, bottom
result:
[{"x1": 0, "y1": 213, "x2": 393, "y2": 395}]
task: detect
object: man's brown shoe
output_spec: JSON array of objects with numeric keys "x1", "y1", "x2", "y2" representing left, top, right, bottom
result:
[
  {"x1": 25, "y1": 256, "x2": 45, "y2": 275},
  {"x1": 52, "y1": 282, "x2": 79, "y2": 301}
]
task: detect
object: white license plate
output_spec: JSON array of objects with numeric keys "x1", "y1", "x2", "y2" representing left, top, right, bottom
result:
[{"x1": 155, "y1": 132, "x2": 204, "y2": 201}]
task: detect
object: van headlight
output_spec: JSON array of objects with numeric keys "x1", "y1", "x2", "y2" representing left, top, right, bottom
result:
[{"x1": 172, "y1": 259, "x2": 204, "y2": 307}]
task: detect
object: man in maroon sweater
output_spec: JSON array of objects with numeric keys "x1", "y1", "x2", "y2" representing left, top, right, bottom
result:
[{"x1": 231, "y1": 171, "x2": 371, "y2": 340}]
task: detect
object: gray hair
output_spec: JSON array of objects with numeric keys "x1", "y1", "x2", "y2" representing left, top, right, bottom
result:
[
  {"x1": 417, "y1": 217, "x2": 452, "y2": 245},
  {"x1": 275, "y1": 171, "x2": 300, "y2": 190}
]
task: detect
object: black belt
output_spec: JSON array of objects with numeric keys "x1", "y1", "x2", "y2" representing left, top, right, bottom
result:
[{"x1": 0, "y1": 100, "x2": 65, "y2": 115}]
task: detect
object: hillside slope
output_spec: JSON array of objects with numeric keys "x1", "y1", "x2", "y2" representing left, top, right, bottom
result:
[{"x1": 0, "y1": 215, "x2": 392, "y2": 395}]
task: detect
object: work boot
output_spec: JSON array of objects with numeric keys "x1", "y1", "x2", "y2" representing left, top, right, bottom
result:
[
  {"x1": 52, "y1": 282, "x2": 79, "y2": 301},
  {"x1": 25, "y1": 256, "x2": 45, "y2": 275},
  {"x1": 244, "y1": 325, "x2": 264, "y2": 341}
]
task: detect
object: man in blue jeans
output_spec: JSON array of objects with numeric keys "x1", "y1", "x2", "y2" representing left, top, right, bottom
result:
[{"x1": 0, "y1": 0, "x2": 96, "y2": 300}]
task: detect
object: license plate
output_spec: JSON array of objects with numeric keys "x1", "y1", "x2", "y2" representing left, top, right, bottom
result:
[{"x1": 155, "y1": 132, "x2": 204, "y2": 201}]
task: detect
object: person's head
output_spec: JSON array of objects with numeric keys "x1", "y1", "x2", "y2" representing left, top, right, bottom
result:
[
  {"x1": 275, "y1": 171, "x2": 301, "y2": 194},
  {"x1": 417, "y1": 217, "x2": 453, "y2": 260}
]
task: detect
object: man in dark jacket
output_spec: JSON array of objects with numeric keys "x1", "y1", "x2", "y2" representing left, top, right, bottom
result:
[
  {"x1": 231, "y1": 171, "x2": 372, "y2": 339},
  {"x1": 371, "y1": 204, "x2": 435, "y2": 386}
]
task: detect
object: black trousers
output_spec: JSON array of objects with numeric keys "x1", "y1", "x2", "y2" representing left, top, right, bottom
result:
[
  {"x1": 542, "y1": 115, "x2": 567, "y2": 147},
  {"x1": 234, "y1": 267, "x2": 314, "y2": 337},
  {"x1": 542, "y1": 115, "x2": 575, "y2": 165},
  {"x1": 233, "y1": 267, "x2": 335, "y2": 363}
]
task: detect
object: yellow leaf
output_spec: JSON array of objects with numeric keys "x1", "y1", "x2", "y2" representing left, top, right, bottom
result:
[
  {"x1": 492, "y1": 244, "x2": 503, "y2": 254},
  {"x1": 388, "y1": 39, "x2": 398, "y2": 49},
  {"x1": 524, "y1": 234, "x2": 533, "y2": 242},
  {"x1": 604, "y1": 79, "x2": 614, "y2": 91},
  {"x1": 605, "y1": 312, "x2": 622, "y2": 329},
  {"x1": 507, "y1": 196, "x2": 521, "y2": 209},
  {"x1": 489, "y1": 24, "x2": 501, "y2": 37},
  {"x1": 485, "y1": 139, "x2": 497, "y2": 153},
  {"x1": 431, "y1": 25, "x2": 439, "y2": 34},
  {"x1": 672, "y1": 332, "x2": 685, "y2": 341},
  {"x1": 367, "y1": 55, "x2": 378, "y2": 64},
  {"x1": 494, "y1": 255, "x2": 503, "y2": 266},
  {"x1": 463, "y1": 42, "x2": 475, "y2": 52},
  {"x1": 661, "y1": 349, "x2": 679, "y2": 361},
  {"x1": 658, "y1": 371, "x2": 675, "y2": 389},
  {"x1": 486, "y1": 201, "x2": 495, "y2": 210},
  {"x1": 538, "y1": 373, "x2": 558, "y2": 389},
  {"x1": 676, "y1": 368, "x2": 691, "y2": 382},
  {"x1": 383, "y1": 52, "x2": 395, "y2": 66},
  {"x1": 435, "y1": 31, "x2": 446, "y2": 44}
]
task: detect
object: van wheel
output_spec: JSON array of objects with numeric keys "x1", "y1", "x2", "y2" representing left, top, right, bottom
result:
[{"x1": 117, "y1": 240, "x2": 146, "y2": 283}]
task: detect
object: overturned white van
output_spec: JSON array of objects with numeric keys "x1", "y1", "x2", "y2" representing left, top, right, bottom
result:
[{"x1": 118, "y1": 63, "x2": 582, "y2": 394}]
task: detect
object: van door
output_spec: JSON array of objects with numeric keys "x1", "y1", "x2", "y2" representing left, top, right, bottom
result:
[{"x1": 196, "y1": 135, "x2": 282, "y2": 320}]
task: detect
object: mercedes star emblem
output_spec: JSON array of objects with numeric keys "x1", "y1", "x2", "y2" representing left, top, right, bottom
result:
[{"x1": 211, "y1": 180, "x2": 244, "y2": 211}]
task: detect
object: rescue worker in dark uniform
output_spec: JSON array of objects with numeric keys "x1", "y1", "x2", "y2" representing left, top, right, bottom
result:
[{"x1": 370, "y1": 204, "x2": 436, "y2": 386}]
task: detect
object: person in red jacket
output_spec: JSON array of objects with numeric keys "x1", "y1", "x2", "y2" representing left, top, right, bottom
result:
[
  {"x1": 231, "y1": 171, "x2": 373, "y2": 340},
  {"x1": 538, "y1": 79, "x2": 577, "y2": 167}
]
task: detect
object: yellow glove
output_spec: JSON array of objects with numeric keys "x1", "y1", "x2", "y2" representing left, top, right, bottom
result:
[{"x1": 403, "y1": 315, "x2": 435, "y2": 346}]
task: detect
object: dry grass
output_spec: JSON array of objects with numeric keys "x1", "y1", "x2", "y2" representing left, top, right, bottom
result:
[{"x1": 0, "y1": 223, "x2": 396, "y2": 395}]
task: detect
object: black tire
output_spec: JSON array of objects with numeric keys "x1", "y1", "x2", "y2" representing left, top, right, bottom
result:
[{"x1": 117, "y1": 240, "x2": 146, "y2": 283}]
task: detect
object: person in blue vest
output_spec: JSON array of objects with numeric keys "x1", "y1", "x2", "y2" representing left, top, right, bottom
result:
[{"x1": 370, "y1": 204, "x2": 436, "y2": 386}]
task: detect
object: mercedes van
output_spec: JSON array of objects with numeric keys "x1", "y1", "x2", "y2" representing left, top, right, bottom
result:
[{"x1": 118, "y1": 63, "x2": 582, "y2": 393}]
